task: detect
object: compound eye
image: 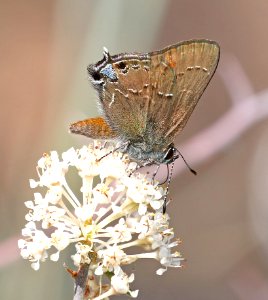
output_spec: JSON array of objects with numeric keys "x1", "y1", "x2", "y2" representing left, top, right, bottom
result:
[
  {"x1": 164, "y1": 147, "x2": 175, "y2": 162},
  {"x1": 91, "y1": 71, "x2": 102, "y2": 81}
]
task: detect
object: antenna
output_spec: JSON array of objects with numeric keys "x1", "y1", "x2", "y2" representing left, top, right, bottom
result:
[{"x1": 176, "y1": 148, "x2": 197, "y2": 175}]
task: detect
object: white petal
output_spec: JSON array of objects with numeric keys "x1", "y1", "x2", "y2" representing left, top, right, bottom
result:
[
  {"x1": 31, "y1": 261, "x2": 40, "y2": 271},
  {"x1": 150, "y1": 199, "x2": 163, "y2": 210},
  {"x1": 129, "y1": 289, "x2": 139, "y2": 298},
  {"x1": 156, "y1": 268, "x2": 167, "y2": 275},
  {"x1": 138, "y1": 203, "x2": 147, "y2": 215},
  {"x1": 24, "y1": 201, "x2": 34, "y2": 209},
  {"x1": 29, "y1": 179, "x2": 38, "y2": 188},
  {"x1": 95, "y1": 265, "x2": 104, "y2": 276},
  {"x1": 18, "y1": 239, "x2": 26, "y2": 249},
  {"x1": 50, "y1": 251, "x2": 60, "y2": 261}
]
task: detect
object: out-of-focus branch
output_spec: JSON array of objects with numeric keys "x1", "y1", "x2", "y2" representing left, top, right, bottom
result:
[
  {"x1": 2, "y1": 56, "x2": 268, "y2": 267},
  {"x1": 175, "y1": 89, "x2": 268, "y2": 174},
  {"x1": 219, "y1": 54, "x2": 255, "y2": 104}
]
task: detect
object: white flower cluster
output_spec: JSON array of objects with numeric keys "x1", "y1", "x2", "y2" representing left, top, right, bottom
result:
[{"x1": 18, "y1": 142, "x2": 184, "y2": 299}]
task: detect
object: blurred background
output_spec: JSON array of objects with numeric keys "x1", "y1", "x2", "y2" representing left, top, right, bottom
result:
[{"x1": 1, "y1": 0, "x2": 268, "y2": 299}]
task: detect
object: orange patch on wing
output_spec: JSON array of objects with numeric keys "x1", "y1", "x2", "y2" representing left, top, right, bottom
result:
[
  {"x1": 164, "y1": 50, "x2": 177, "y2": 68},
  {"x1": 167, "y1": 56, "x2": 177, "y2": 68},
  {"x1": 70, "y1": 117, "x2": 118, "y2": 139}
]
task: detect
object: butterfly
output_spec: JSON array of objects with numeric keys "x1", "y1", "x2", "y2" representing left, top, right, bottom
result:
[{"x1": 70, "y1": 39, "x2": 220, "y2": 168}]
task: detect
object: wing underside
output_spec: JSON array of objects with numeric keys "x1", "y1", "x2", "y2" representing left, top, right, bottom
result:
[
  {"x1": 96, "y1": 40, "x2": 220, "y2": 148},
  {"x1": 147, "y1": 40, "x2": 220, "y2": 144}
]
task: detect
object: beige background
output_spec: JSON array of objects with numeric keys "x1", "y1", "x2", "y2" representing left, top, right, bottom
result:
[{"x1": 1, "y1": 1, "x2": 268, "y2": 299}]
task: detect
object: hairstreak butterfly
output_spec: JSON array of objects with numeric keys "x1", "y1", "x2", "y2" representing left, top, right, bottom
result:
[{"x1": 70, "y1": 39, "x2": 220, "y2": 169}]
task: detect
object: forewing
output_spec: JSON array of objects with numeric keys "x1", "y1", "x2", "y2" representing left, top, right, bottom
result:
[{"x1": 148, "y1": 40, "x2": 220, "y2": 144}]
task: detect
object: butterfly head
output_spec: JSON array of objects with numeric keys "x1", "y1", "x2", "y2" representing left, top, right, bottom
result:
[
  {"x1": 87, "y1": 47, "x2": 150, "y2": 91},
  {"x1": 87, "y1": 47, "x2": 118, "y2": 89}
]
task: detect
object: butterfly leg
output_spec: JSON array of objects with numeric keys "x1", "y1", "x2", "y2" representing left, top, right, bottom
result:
[
  {"x1": 157, "y1": 164, "x2": 170, "y2": 185},
  {"x1": 152, "y1": 164, "x2": 161, "y2": 181},
  {"x1": 128, "y1": 160, "x2": 154, "y2": 177},
  {"x1": 100, "y1": 141, "x2": 107, "y2": 149},
  {"x1": 97, "y1": 141, "x2": 129, "y2": 162}
]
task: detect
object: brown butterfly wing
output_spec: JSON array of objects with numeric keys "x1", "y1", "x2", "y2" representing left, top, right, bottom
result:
[
  {"x1": 98, "y1": 56, "x2": 152, "y2": 142},
  {"x1": 85, "y1": 40, "x2": 219, "y2": 149},
  {"x1": 147, "y1": 40, "x2": 220, "y2": 146}
]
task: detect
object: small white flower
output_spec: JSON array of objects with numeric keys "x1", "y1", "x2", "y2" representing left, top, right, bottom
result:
[
  {"x1": 106, "y1": 218, "x2": 132, "y2": 243},
  {"x1": 93, "y1": 183, "x2": 115, "y2": 204},
  {"x1": 111, "y1": 267, "x2": 138, "y2": 297},
  {"x1": 19, "y1": 141, "x2": 184, "y2": 299},
  {"x1": 97, "y1": 245, "x2": 127, "y2": 275},
  {"x1": 18, "y1": 224, "x2": 50, "y2": 270},
  {"x1": 124, "y1": 175, "x2": 165, "y2": 215}
]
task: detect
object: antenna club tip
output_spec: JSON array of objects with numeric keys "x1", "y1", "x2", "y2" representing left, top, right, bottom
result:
[{"x1": 191, "y1": 169, "x2": 197, "y2": 175}]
